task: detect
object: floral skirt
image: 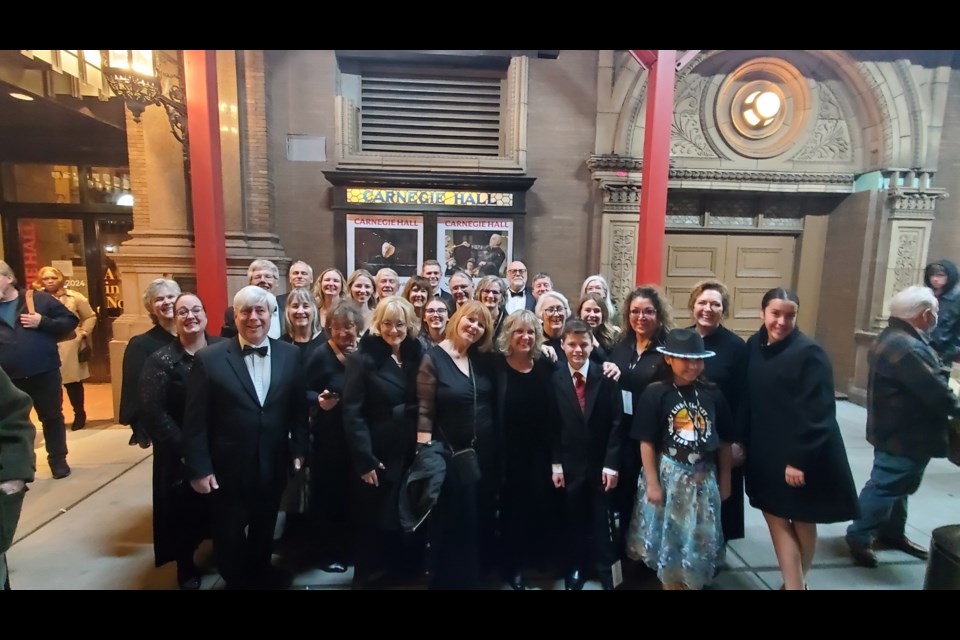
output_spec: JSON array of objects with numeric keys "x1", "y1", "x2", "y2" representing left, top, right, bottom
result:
[{"x1": 625, "y1": 456, "x2": 723, "y2": 589}]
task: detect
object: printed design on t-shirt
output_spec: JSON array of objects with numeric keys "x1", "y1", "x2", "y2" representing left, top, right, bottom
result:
[{"x1": 665, "y1": 401, "x2": 712, "y2": 465}]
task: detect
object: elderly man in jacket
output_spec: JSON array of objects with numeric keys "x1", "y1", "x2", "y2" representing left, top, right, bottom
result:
[{"x1": 846, "y1": 285, "x2": 960, "y2": 568}]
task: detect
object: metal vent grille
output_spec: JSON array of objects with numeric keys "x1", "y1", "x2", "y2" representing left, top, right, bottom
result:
[{"x1": 360, "y1": 74, "x2": 502, "y2": 156}]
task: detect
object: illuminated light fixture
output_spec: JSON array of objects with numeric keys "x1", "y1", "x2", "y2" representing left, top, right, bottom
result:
[
  {"x1": 9, "y1": 92, "x2": 34, "y2": 101},
  {"x1": 116, "y1": 194, "x2": 135, "y2": 206},
  {"x1": 101, "y1": 50, "x2": 187, "y2": 148},
  {"x1": 742, "y1": 90, "x2": 782, "y2": 127}
]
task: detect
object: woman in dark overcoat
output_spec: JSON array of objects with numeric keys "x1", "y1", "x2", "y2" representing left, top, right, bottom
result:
[
  {"x1": 742, "y1": 288, "x2": 859, "y2": 590},
  {"x1": 342, "y1": 296, "x2": 424, "y2": 589},
  {"x1": 139, "y1": 292, "x2": 220, "y2": 589}
]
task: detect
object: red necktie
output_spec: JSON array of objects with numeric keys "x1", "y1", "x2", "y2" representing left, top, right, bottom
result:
[{"x1": 574, "y1": 372, "x2": 586, "y2": 413}]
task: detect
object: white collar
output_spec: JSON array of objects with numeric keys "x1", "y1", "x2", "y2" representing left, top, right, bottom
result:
[{"x1": 567, "y1": 360, "x2": 589, "y2": 379}]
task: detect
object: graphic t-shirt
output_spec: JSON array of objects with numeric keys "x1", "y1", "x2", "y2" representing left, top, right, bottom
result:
[{"x1": 630, "y1": 380, "x2": 731, "y2": 466}]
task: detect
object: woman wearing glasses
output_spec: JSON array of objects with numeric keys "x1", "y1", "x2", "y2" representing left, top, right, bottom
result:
[
  {"x1": 343, "y1": 297, "x2": 425, "y2": 589},
  {"x1": 420, "y1": 298, "x2": 449, "y2": 350},
  {"x1": 609, "y1": 285, "x2": 675, "y2": 582},
  {"x1": 475, "y1": 275, "x2": 508, "y2": 341},
  {"x1": 139, "y1": 293, "x2": 221, "y2": 589}
]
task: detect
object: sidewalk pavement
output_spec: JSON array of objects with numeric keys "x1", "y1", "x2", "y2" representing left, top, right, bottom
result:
[{"x1": 7, "y1": 384, "x2": 959, "y2": 590}]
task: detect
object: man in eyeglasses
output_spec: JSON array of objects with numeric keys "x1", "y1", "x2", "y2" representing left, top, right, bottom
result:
[
  {"x1": 221, "y1": 259, "x2": 284, "y2": 340},
  {"x1": 504, "y1": 261, "x2": 537, "y2": 314}
]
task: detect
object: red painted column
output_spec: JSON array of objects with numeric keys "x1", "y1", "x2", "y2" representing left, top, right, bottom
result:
[
  {"x1": 183, "y1": 50, "x2": 227, "y2": 333},
  {"x1": 635, "y1": 49, "x2": 676, "y2": 286}
]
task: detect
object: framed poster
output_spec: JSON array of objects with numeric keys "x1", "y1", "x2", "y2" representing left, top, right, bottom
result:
[
  {"x1": 346, "y1": 214, "x2": 424, "y2": 280},
  {"x1": 437, "y1": 217, "x2": 514, "y2": 281}
]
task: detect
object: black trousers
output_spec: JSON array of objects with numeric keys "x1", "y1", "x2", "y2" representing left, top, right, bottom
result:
[
  {"x1": 13, "y1": 369, "x2": 67, "y2": 462},
  {"x1": 564, "y1": 484, "x2": 617, "y2": 576},
  {"x1": 210, "y1": 485, "x2": 282, "y2": 588}
]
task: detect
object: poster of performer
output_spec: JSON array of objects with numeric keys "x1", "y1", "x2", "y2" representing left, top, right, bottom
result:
[
  {"x1": 347, "y1": 214, "x2": 423, "y2": 280},
  {"x1": 437, "y1": 217, "x2": 513, "y2": 280}
]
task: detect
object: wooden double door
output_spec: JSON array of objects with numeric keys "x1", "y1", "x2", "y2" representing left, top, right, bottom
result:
[{"x1": 662, "y1": 234, "x2": 796, "y2": 339}]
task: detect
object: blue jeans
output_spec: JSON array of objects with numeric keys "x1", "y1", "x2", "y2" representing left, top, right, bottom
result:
[{"x1": 846, "y1": 450, "x2": 929, "y2": 544}]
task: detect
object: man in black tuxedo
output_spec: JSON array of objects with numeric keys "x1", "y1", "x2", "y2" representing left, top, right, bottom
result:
[
  {"x1": 183, "y1": 285, "x2": 308, "y2": 589},
  {"x1": 550, "y1": 319, "x2": 624, "y2": 591},
  {"x1": 504, "y1": 261, "x2": 537, "y2": 314},
  {"x1": 221, "y1": 259, "x2": 284, "y2": 339}
]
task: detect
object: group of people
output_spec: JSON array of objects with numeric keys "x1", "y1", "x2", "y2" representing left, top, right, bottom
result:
[{"x1": 1, "y1": 251, "x2": 957, "y2": 591}]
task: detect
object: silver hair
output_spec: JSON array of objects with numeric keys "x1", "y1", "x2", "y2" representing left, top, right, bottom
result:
[
  {"x1": 375, "y1": 268, "x2": 399, "y2": 284},
  {"x1": 535, "y1": 290, "x2": 571, "y2": 317},
  {"x1": 0, "y1": 260, "x2": 17, "y2": 285},
  {"x1": 580, "y1": 274, "x2": 616, "y2": 318},
  {"x1": 234, "y1": 285, "x2": 277, "y2": 314},
  {"x1": 247, "y1": 259, "x2": 280, "y2": 281},
  {"x1": 142, "y1": 278, "x2": 181, "y2": 316},
  {"x1": 889, "y1": 285, "x2": 938, "y2": 321}
]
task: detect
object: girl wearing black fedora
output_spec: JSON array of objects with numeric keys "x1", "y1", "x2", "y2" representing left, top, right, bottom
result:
[{"x1": 624, "y1": 328, "x2": 733, "y2": 590}]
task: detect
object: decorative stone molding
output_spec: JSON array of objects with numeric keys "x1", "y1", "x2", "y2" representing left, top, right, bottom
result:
[
  {"x1": 888, "y1": 189, "x2": 947, "y2": 219},
  {"x1": 672, "y1": 76, "x2": 717, "y2": 158},
  {"x1": 795, "y1": 84, "x2": 853, "y2": 162},
  {"x1": 585, "y1": 155, "x2": 643, "y2": 172},
  {"x1": 600, "y1": 214, "x2": 640, "y2": 306},
  {"x1": 874, "y1": 220, "x2": 932, "y2": 331}
]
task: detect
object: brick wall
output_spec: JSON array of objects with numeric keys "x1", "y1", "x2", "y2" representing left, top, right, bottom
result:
[
  {"x1": 524, "y1": 50, "x2": 599, "y2": 299},
  {"x1": 929, "y1": 57, "x2": 960, "y2": 264},
  {"x1": 241, "y1": 49, "x2": 274, "y2": 234}
]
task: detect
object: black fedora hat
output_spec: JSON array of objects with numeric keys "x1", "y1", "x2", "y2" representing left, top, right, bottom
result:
[{"x1": 656, "y1": 328, "x2": 716, "y2": 359}]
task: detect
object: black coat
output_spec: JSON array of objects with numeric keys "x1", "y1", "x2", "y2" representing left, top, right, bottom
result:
[
  {"x1": 0, "y1": 289, "x2": 79, "y2": 379},
  {"x1": 925, "y1": 259, "x2": 960, "y2": 364},
  {"x1": 742, "y1": 327, "x2": 859, "y2": 524},
  {"x1": 343, "y1": 333, "x2": 423, "y2": 479},
  {"x1": 551, "y1": 362, "x2": 624, "y2": 491},
  {"x1": 138, "y1": 335, "x2": 222, "y2": 565},
  {"x1": 181, "y1": 337, "x2": 308, "y2": 494},
  {"x1": 119, "y1": 325, "x2": 177, "y2": 444}
]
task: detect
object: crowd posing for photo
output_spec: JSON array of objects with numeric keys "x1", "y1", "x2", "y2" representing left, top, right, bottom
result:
[{"x1": 3, "y1": 254, "x2": 957, "y2": 591}]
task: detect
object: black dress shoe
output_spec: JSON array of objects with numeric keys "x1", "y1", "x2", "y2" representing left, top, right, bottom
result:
[
  {"x1": 878, "y1": 535, "x2": 929, "y2": 560},
  {"x1": 508, "y1": 572, "x2": 526, "y2": 591},
  {"x1": 565, "y1": 569, "x2": 585, "y2": 591},
  {"x1": 177, "y1": 561, "x2": 202, "y2": 590},
  {"x1": 322, "y1": 561, "x2": 348, "y2": 574},
  {"x1": 846, "y1": 534, "x2": 878, "y2": 568},
  {"x1": 50, "y1": 460, "x2": 71, "y2": 479}
]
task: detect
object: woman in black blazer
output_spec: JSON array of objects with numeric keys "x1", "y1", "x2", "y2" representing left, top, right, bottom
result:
[{"x1": 342, "y1": 296, "x2": 424, "y2": 589}]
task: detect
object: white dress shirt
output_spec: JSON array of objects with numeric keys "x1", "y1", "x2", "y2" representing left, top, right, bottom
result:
[
  {"x1": 268, "y1": 306, "x2": 281, "y2": 340},
  {"x1": 238, "y1": 336, "x2": 271, "y2": 405},
  {"x1": 504, "y1": 288, "x2": 527, "y2": 314}
]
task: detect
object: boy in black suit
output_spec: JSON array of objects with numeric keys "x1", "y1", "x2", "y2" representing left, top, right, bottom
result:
[{"x1": 550, "y1": 319, "x2": 624, "y2": 590}]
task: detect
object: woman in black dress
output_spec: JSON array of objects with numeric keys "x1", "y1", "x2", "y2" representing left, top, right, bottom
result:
[
  {"x1": 743, "y1": 288, "x2": 859, "y2": 590},
  {"x1": 686, "y1": 280, "x2": 748, "y2": 543},
  {"x1": 417, "y1": 299, "x2": 498, "y2": 589},
  {"x1": 343, "y1": 296, "x2": 424, "y2": 589},
  {"x1": 120, "y1": 278, "x2": 180, "y2": 448},
  {"x1": 495, "y1": 309, "x2": 557, "y2": 590},
  {"x1": 609, "y1": 285, "x2": 674, "y2": 576},
  {"x1": 138, "y1": 292, "x2": 220, "y2": 589},
  {"x1": 304, "y1": 301, "x2": 364, "y2": 574}
]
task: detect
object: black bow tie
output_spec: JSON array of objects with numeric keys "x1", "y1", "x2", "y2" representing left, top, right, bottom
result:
[
  {"x1": 509, "y1": 290, "x2": 525, "y2": 298},
  {"x1": 242, "y1": 345, "x2": 268, "y2": 358}
]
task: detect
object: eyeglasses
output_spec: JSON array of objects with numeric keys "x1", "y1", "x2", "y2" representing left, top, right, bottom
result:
[
  {"x1": 543, "y1": 307, "x2": 565, "y2": 316},
  {"x1": 424, "y1": 308, "x2": 448, "y2": 316},
  {"x1": 176, "y1": 306, "x2": 205, "y2": 318},
  {"x1": 480, "y1": 289, "x2": 502, "y2": 297},
  {"x1": 629, "y1": 308, "x2": 658, "y2": 318},
  {"x1": 251, "y1": 273, "x2": 276, "y2": 282},
  {"x1": 507, "y1": 268, "x2": 527, "y2": 275}
]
